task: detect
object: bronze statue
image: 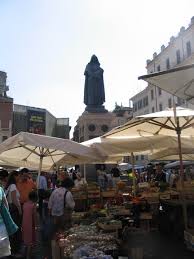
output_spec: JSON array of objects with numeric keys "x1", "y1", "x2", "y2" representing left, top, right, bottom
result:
[{"x1": 84, "y1": 55, "x2": 106, "y2": 111}]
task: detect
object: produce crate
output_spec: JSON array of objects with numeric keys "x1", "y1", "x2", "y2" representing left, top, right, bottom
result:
[
  {"x1": 102, "y1": 190, "x2": 116, "y2": 198},
  {"x1": 159, "y1": 193, "x2": 171, "y2": 200},
  {"x1": 98, "y1": 222, "x2": 122, "y2": 231},
  {"x1": 140, "y1": 212, "x2": 152, "y2": 220},
  {"x1": 87, "y1": 187, "x2": 101, "y2": 199},
  {"x1": 72, "y1": 189, "x2": 87, "y2": 200}
]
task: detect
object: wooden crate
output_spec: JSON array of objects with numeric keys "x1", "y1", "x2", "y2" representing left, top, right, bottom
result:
[
  {"x1": 87, "y1": 188, "x2": 101, "y2": 199},
  {"x1": 98, "y1": 222, "x2": 122, "y2": 231},
  {"x1": 159, "y1": 193, "x2": 171, "y2": 200},
  {"x1": 140, "y1": 212, "x2": 152, "y2": 220},
  {"x1": 102, "y1": 190, "x2": 116, "y2": 198}
]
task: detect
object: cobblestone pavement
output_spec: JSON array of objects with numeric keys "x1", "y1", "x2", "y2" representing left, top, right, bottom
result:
[{"x1": 122, "y1": 230, "x2": 194, "y2": 259}]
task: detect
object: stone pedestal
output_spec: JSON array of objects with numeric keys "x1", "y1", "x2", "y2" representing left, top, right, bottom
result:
[
  {"x1": 77, "y1": 111, "x2": 114, "y2": 142},
  {"x1": 77, "y1": 111, "x2": 115, "y2": 181},
  {"x1": 85, "y1": 104, "x2": 108, "y2": 113}
]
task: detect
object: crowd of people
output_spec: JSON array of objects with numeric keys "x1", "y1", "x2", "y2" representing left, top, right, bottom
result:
[
  {"x1": 134, "y1": 163, "x2": 194, "y2": 188},
  {"x1": 1, "y1": 163, "x2": 191, "y2": 258},
  {"x1": 97, "y1": 164, "x2": 121, "y2": 190},
  {"x1": 0, "y1": 167, "x2": 79, "y2": 259}
]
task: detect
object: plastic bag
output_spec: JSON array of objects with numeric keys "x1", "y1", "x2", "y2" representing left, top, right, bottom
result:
[{"x1": 0, "y1": 222, "x2": 11, "y2": 257}]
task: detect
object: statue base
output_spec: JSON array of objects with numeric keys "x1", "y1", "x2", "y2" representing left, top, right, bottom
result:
[{"x1": 85, "y1": 105, "x2": 108, "y2": 113}]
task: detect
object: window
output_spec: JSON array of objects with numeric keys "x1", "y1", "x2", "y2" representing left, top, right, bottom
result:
[
  {"x1": 138, "y1": 100, "x2": 142, "y2": 109},
  {"x1": 133, "y1": 103, "x2": 137, "y2": 112},
  {"x1": 177, "y1": 97, "x2": 185, "y2": 106},
  {"x1": 151, "y1": 89, "x2": 154, "y2": 100},
  {"x1": 101, "y1": 125, "x2": 109, "y2": 132},
  {"x1": 136, "y1": 155, "x2": 139, "y2": 161},
  {"x1": 152, "y1": 107, "x2": 155, "y2": 113},
  {"x1": 2, "y1": 136, "x2": 7, "y2": 142},
  {"x1": 166, "y1": 58, "x2": 170, "y2": 70},
  {"x1": 159, "y1": 103, "x2": 163, "y2": 111},
  {"x1": 157, "y1": 65, "x2": 161, "y2": 72},
  {"x1": 88, "y1": 124, "x2": 96, "y2": 132},
  {"x1": 168, "y1": 98, "x2": 172, "y2": 108},
  {"x1": 176, "y1": 50, "x2": 181, "y2": 64},
  {"x1": 186, "y1": 41, "x2": 191, "y2": 57},
  {"x1": 143, "y1": 96, "x2": 148, "y2": 107},
  {"x1": 141, "y1": 155, "x2": 144, "y2": 160},
  {"x1": 158, "y1": 88, "x2": 162, "y2": 96}
]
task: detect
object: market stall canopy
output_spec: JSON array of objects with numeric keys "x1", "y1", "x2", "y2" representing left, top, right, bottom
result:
[
  {"x1": 150, "y1": 147, "x2": 194, "y2": 161},
  {"x1": 138, "y1": 64, "x2": 194, "y2": 105},
  {"x1": 82, "y1": 134, "x2": 192, "y2": 157},
  {"x1": 0, "y1": 132, "x2": 100, "y2": 171},
  {"x1": 118, "y1": 162, "x2": 145, "y2": 171},
  {"x1": 103, "y1": 107, "x2": 194, "y2": 138},
  {"x1": 164, "y1": 160, "x2": 194, "y2": 169}
]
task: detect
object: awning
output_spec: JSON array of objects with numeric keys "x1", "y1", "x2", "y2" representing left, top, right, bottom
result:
[{"x1": 138, "y1": 64, "x2": 194, "y2": 104}]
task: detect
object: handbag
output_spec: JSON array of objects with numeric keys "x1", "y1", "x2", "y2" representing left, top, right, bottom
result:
[
  {"x1": 63, "y1": 191, "x2": 73, "y2": 222},
  {"x1": 0, "y1": 188, "x2": 18, "y2": 236}
]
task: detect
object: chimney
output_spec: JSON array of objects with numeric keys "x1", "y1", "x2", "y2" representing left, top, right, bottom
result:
[
  {"x1": 161, "y1": 45, "x2": 165, "y2": 51},
  {"x1": 170, "y1": 36, "x2": 175, "y2": 43},
  {"x1": 190, "y1": 16, "x2": 194, "y2": 25},
  {"x1": 153, "y1": 52, "x2": 157, "y2": 59},
  {"x1": 146, "y1": 59, "x2": 151, "y2": 65},
  {"x1": 179, "y1": 26, "x2": 185, "y2": 36}
]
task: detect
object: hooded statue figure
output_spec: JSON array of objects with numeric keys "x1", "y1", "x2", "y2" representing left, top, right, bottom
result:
[{"x1": 84, "y1": 55, "x2": 105, "y2": 107}]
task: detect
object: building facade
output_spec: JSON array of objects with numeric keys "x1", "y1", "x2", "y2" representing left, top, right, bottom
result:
[
  {"x1": 0, "y1": 71, "x2": 13, "y2": 143},
  {"x1": 130, "y1": 16, "x2": 194, "y2": 164},
  {"x1": 13, "y1": 104, "x2": 71, "y2": 139},
  {"x1": 131, "y1": 16, "x2": 194, "y2": 118}
]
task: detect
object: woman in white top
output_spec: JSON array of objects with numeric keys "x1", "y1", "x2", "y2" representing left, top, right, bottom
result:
[
  {"x1": 74, "y1": 173, "x2": 87, "y2": 188},
  {"x1": 5, "y1": 171, "x2": 22, "y2": 256}
]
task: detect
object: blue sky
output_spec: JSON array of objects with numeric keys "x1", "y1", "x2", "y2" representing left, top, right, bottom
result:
[{"x1": 1, "y1": 0, "x2": 194, "y2": 136}]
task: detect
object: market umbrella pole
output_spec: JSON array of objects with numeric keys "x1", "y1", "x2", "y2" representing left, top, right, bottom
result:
[
  {"x1": 176, "y1": 119, "x2": 188, "y2": 230},
  {"x1": 131, "y1": 152, "x2": 136, "y2": 196},
  {"x1": 84, "y1": 164, "x2": 86, "y2": 180},
  {"x1": 37, "y1": 154, "x2": 43, "y2": 188}
]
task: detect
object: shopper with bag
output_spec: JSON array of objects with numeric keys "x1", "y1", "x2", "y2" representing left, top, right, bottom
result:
[
  {"x1": 48, "y1": 177, "x2": 75, "y2": 233},
  {"x1": 5, "y1": 171, "x2": 22, "y2": 257},
  {"x1": 0, "y1": 186, "x2": 18, "y2": 258}
]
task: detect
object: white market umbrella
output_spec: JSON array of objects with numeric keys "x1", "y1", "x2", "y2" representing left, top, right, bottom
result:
[
  {"x1": 104, "y1": 107, "x2": 194, "y2": 184},
  {"x1": 150, "y1": 147, "x2": 194, "y2": 161},
  {"x1": 104, "y1": 107, "x2": 194, "y2": 229},
  {"x1": 82, "y1": 135, "x2": 184, "y2": 157},
  {"x1": 138, "y1": 64, "x2": 194, "y2": 105},
  {"x1": 83, "y1": 134, "x2": 186, "y2": 196},
  {"x1": 0, "y1": 132, "x2": 100, "y2": 175}
]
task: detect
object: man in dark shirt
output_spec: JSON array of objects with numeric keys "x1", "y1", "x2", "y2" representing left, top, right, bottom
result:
[
  {"x1": 111, "y1": 165, "x2": 120, "y2": 187},
  {"x1": 155, "y1": 164, "x2": 166, "y2": 183}
]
